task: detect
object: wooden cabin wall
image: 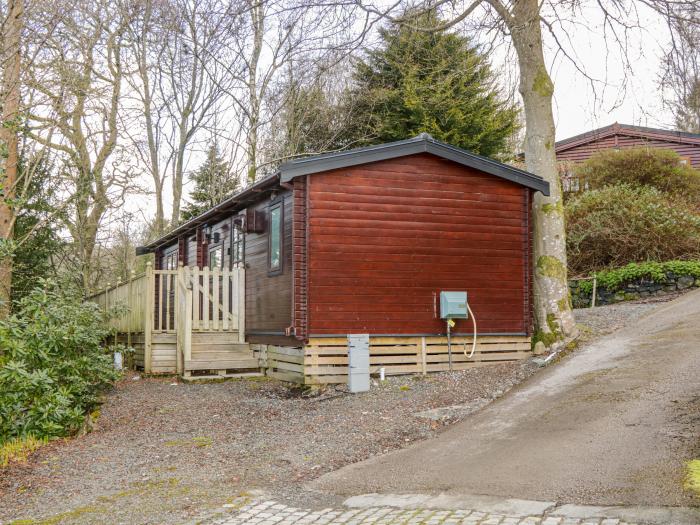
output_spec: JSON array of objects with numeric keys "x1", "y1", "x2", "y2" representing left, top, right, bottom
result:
[
  {"x1": 556, "y1": 133, "x2": 700, "y2": 167},
  {"x1": 304, "y1": 153, "x2": 531, "y2": 337},
  {"x1": 244, "y1": 189, "x2": 295, "y2": 345}
]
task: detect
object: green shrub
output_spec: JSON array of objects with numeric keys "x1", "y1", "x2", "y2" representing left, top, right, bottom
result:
[
  {"x1": 577, "y1": 260, "x2": 700, "y2": 294},
  {"x1": 574, "y1": 147, "x2": 700, "y2": 204},
  {"x1": 566, "y1": 184, "x2": 700, "y2": 274},
  {"x1": 0, "y1": 281, "x2": 121, "y2": 443}
]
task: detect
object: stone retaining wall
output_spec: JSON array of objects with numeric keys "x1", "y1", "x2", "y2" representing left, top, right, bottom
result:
[{"x1": 570, "y1": 273, "x2": 700, "y2": 308}]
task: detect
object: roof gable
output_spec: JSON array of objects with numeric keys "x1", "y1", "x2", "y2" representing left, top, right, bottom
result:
[
  {"x1": 280, "y1": 134, "x2": 550, "y2": 195},
  {"x1": 556, "y1": 123, "x2": 700, "y2": 153}
]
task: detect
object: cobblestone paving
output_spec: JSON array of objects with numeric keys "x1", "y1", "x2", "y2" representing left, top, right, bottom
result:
[{"x1": 209, "y1": 498, "x2": 638, "y2": 525}]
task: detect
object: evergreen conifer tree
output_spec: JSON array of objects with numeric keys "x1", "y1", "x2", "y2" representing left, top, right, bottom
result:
[
  {"x1": 350, "y1": 10, "x2": 520, "y2": 158},
  {"x1": 181, "y1": 144, "x2": 239, "y2": 222}
]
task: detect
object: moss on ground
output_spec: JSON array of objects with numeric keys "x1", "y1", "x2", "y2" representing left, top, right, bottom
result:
[
  {"x1": 8, "y1": 478, "x2": 185, "y2": 525},
  {"x1": 685, "y1": 459, "x2": 700, "y2": 496}
]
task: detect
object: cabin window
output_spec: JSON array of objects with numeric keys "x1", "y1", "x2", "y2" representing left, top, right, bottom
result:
[
  {"x1": 209, "y1": 245, "x2": 223, "y2": 269},
  {"x1": 231, "y1": 226, "x2": 244, "y2": 268},
  {"x1": 268, "y1": 202, "x2": 282, "y2": 274},
  {"x1": 164, "y1": 250, "x2": 177, "y2": 270}
]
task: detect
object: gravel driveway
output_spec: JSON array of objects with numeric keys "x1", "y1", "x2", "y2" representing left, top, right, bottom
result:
[{"x1": 0, "y1": 294, "x2": 684, "y2": 525}]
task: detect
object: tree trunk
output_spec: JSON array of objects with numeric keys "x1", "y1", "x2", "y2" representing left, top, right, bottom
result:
[
  {"x1": 138, "y1": 0, "x2": 166, "y2": 235},
  {"x1": 507, "y1": 0, "x2": 577, "y2": 345},
  {"x1": 246, "y1": 0, "x2": 264, "y2": 183},
  {"x1": 0, "y1": 0, "x2": 23, "y2": 316},
  {"x1": 170, "y1": 125, "x2": 187, "y2": 225}
]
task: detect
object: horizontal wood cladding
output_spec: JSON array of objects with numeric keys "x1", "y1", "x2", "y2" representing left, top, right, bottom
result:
[
  {"x1": 244, "y1": 189, "x2": 293, "y2": 335},
  {"x1": 306, "y1": 153, "x2": 530, "y2": 336},
  {"x1": 556, "y1": 133, "x2": 700, "y2": 168}
]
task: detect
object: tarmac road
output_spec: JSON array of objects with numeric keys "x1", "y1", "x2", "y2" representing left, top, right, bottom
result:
[{"x1": 311, "y1": 289, "x2": 700, "y2": 507}]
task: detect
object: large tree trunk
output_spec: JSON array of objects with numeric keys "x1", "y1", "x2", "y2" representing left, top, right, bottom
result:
[
  {"x1": 507, "y1": 0, "x2": 577, "y2": 345},
  {"x1": 0, "y1": 0, "x2": 23, "y2": 316}
]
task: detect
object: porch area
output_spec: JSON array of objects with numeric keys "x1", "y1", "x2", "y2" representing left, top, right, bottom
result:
[{"x1": 90, "y1": 264, "x2": 259, "y2": 378}]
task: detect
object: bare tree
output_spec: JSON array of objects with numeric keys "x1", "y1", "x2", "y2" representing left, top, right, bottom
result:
[
  {"x1": 25, "y1": 0, "x2": 135, "y2": 291},
  {"x1": 0, "y1": 0, "x2": 23, "y2": 314},
  {"x1": 220, "y1": 0, "x2": 367, "y2": 182},
  {"x1": 126, "y1": 0, "x2": 234, "y2": 231},
  {"x1": 661, "y1": 4, "x2": 700, "y2": 132}
]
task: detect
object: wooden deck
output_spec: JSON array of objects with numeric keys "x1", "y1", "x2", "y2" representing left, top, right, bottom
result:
[{"x1": 91, "y1": 264, "x2": 258, "y2": 377}]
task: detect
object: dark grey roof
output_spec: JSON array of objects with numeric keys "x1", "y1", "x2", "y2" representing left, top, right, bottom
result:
[
  {"x1": 138, "y1": 173, "x2": 280, "y2": 252},
  {"x1": 139, "y1": 135, "x2": 548, "y2": 254},
  {"x1": 279, "y1": 134, "x2": 550, "y2": 195}
]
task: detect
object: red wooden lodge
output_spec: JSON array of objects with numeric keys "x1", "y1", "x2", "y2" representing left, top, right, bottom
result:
[
  {"x1": 92, "y1": 134, "x2": 549, "y2": 383},
  {"x1": 555, "y1": 122, "x2": 700, "y2": 192}
]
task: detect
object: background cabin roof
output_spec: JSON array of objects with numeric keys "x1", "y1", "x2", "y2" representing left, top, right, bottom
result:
[{"x1": 555, "y1": 122, "x2": 700, "y2": 152}]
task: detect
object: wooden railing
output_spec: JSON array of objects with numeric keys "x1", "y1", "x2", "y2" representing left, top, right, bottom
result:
[
  {"x1": 88, "y1": 271, "x2": 149, "y2": 333},
  {"x1": 89, "y1": 263, "x2": 245, "y2": 338},
  {"x1": 153, "y1": 266, "x2": 245, "y2": 335}
]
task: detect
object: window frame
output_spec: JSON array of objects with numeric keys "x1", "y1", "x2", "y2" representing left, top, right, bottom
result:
[
  {"x1": 267, "y1": 199, "x2": 284, "y2": 276},
  {"x1": 230, "y1": 221, "x2": 244, "y2": 268},
  {"x1": 208, "y1": 244, "x2": 223, "y2": 270}
]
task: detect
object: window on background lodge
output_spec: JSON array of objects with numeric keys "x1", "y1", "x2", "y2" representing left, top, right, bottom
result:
[{"x1": 269, "y1": 202, "x2": 282, "y2": 273}]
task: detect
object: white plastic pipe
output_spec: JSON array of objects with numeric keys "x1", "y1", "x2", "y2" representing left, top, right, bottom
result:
[
  {"x1": 379, "y1": 367, "x2": 386, "y2": 381},
  {"x1": 464, "y1": 303, "x2": 477, "y2": 359}
]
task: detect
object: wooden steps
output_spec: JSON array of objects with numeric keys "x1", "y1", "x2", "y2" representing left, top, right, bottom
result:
[
  {"x1": 186, "y1": 333, "x2": 259, "y2": 374},
  {"x1": 181, "y1": 370, "x2": 262, "y2": 382}
]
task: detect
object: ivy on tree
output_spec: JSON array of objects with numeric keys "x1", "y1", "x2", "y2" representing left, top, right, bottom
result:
[
  {"x1": 350, "y1": 9, "x2": 520, "y2": 158},
  {"x1": 181, "y1": 144, "x2": 239, "y2": 222}
]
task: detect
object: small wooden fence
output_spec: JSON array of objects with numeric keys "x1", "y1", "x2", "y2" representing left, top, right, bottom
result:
[{"x1": 88, "y1": 264, "x2": 247, "y2": 375}]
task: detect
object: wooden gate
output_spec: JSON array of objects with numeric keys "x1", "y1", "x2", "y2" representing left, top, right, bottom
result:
[{"x1": 89, "y1": 264, "x2": 250, "y2": 375}]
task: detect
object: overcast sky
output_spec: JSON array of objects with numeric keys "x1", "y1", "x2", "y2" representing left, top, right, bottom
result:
[
  {"x1": 123, "y1": 2, "x2": 678, "y2": 229},
  {"x1": 542, "y1": 2, "x2": 674, "y2": 140}
]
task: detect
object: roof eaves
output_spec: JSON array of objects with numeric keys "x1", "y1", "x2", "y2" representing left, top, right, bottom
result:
[
  {"x1": 138, "y1": 173, "x2": 280, "y2": 253},
  {"x1": 423, "y1": 139, "x2": 550, "y2": 195},
  {"x1": 279, "y1": 137, "x2": 427, "y2": 181},
  {"x1": 280, "y1": 135, "x2": 549, "y2": 195},
  {"x1": 555, "y1": 123, "x2": 700, "y2": 152}
]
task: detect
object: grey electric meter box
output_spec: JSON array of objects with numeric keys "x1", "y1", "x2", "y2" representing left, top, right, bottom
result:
[
  {"x1": 440, "y1": 291, "x2": 468, "y2": 319},
  {"x1": 347, "y1": 334, "x2": 370, "y2": 393}
]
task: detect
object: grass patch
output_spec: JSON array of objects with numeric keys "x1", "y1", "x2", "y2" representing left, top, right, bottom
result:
[
  {"x1": 1, "y1": 436, "x2": 47, "y2": 468},
  {"x1": 164, "y1": 436, "x2": 212, "y2": 448},
  {"x1": 8, "y1": 477, "x2": 183, "y2": 525},
  {"x1": 685, "y1": 459, "x2": 700, "y2": 496}
]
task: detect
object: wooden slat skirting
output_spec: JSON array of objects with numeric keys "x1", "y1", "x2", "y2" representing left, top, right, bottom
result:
[{"x1": 303, "y1": 335, "x2": 531, "y2": 385}]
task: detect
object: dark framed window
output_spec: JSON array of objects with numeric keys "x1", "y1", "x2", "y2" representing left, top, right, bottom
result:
[
  {"x1": 231, "y1": 225, "x2": 244, "y2": 268},
  {"x1": 268, "y1": 201, "x2": 283, "y2": 275},
  {"x1": 209, "y1": 245, "x2": 223, "y2": 269}
]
